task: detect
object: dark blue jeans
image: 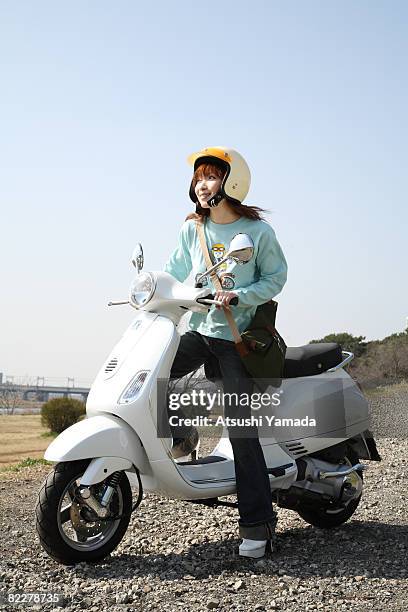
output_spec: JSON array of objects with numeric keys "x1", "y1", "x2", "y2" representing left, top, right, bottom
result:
[{"x1": 169, "y1": 330, "x2": 277, "y2": 539}]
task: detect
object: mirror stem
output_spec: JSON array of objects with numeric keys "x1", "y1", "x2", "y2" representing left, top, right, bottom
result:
[{"x1": 195, "y1": 256, "x2": 229, "y2": 284}]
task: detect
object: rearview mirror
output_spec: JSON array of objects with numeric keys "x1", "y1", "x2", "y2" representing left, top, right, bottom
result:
[
  {"x1": 195, "y1": 233, "x2": 254, "y2": 286},
  {"x1": 131, "y1": 244, "x2": 144, "y2": 273},
  {"x1": 228, "y1": 233, "x2": 254, "y2": 264}
]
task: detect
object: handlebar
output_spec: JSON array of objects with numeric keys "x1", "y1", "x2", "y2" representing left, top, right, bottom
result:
[{"x1": 196, "y1": 294, "x2": 239, "y2": 306}]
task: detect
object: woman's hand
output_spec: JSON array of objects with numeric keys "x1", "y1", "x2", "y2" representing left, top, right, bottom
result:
[{"x1": 213, "y1": 290, "x2": 238, "y2": 310}]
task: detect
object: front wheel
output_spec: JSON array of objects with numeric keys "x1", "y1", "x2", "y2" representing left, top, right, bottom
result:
[
  {"x1": 296, "y1": 453, "x2": 363, "y2": 529},
  {"x1": 35, "y1": 459, "x2": 133, "y2": 565}
]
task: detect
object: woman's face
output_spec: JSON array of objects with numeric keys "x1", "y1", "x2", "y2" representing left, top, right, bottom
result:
[{"x1": 194, "y1": 171, "x2": 222, "y2": 208}]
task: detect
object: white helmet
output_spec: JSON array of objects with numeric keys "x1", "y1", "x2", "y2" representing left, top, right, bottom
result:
[{"x1": 187, "y1": 146, "x2": 251, "y2": 206}]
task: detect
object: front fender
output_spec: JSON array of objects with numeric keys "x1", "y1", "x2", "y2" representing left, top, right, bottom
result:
[{"x1": 44, "y1": 414, "x2": 150, "y2": 473}]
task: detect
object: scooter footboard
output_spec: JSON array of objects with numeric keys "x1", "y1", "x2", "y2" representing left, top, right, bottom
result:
[{"x1": 44, "y1": 414, "x2": 150, "y2": 475}]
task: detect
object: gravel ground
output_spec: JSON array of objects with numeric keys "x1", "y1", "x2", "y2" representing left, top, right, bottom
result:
[{"x1": 0, "y1": 393, "x2": 407, "y2": 612}]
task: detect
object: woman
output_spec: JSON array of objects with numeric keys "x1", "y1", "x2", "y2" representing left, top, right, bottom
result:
[{"x1": 164, "y1": 146, "x2": 288, "y2": 558}]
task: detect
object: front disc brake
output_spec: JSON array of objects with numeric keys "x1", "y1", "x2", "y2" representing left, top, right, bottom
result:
[{"x1": 68, "y1": 485, "x2": 105, "y2": 538}]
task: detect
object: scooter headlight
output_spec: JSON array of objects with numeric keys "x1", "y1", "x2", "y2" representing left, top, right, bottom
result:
[{"x1": 129, "y1": 272, "x2": 156, "y2": 308}]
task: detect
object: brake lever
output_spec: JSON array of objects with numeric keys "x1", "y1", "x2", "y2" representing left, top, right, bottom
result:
[
  {"x1": 108, "y1": 300, "x2": 130, "y2": 306},
  {"x1": 199, "y1": 298, "x2": 223, "y2": 306}
]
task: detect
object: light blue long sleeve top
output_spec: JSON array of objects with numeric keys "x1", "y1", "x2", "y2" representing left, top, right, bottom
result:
[{"x1": 164, "y1": 216, "x2": 288, "y2": 341}]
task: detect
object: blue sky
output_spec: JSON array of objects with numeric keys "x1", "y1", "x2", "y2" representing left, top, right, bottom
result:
[{"x1": 1, "y1": 1, "x2": 407, "y2": 384}]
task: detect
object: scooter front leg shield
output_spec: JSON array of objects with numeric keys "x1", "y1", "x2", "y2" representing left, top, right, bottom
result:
[{"x1": 44, "y1": 414, "x2": 150, "y2": 474}]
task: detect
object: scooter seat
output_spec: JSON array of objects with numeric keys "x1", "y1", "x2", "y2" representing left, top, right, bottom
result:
[{"x1": 283, "y1": 343, "x2": 342, "y2": 378}]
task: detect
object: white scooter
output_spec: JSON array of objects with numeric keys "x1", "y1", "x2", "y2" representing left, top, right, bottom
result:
[{"x1": 36, "y1": 235, "x2": 381, "y2": 566}]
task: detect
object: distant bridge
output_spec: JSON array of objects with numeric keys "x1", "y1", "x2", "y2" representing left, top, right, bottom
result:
[{"x1": 0, "y1": 382, "x2": 90, "y2": 402}]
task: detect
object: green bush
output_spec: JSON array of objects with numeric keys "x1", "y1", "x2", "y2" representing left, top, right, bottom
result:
[{"x1": 41, "y1": 397, "x2": 86, "y2": 434}]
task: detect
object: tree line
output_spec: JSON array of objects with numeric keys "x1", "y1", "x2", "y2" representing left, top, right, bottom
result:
[{"x1": 310, "y1": 329, "x2": 408, "y2": 388}]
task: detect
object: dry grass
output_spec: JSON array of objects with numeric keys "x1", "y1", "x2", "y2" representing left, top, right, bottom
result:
[
  {"x1": 0, "y1": 414, "x2": 52, "y2": 468},
  {"x1": 364, "y1": 380, "x2": 408, "y2": 397}
]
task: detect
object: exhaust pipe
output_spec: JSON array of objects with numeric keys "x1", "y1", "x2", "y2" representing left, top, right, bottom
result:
[{"x1": 318, "y1": 463, "x2": 367, "y2": 480}]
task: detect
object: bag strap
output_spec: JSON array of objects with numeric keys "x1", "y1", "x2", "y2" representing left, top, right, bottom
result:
[{"x1": 195, "y1": 220, "x2": 249, "y2": 357}]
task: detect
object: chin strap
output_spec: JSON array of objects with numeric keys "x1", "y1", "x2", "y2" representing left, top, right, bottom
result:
[{"x1": 206, "y1": 191, "x2": 223, "y2": 207}]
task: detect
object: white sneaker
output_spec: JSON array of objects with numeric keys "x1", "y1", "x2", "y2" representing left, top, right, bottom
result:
[
  {"x1": 239, "y1": 538, "x2": 267, "y2": 559},
  {"x1": 172, "y1": 438, "x2": 200, "y2": 462}
]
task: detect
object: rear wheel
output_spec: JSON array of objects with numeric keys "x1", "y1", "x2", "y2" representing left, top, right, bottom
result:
[
  {"x1": 297, "y1": 452, "x2": 363, "y2": 528},
  {"x1": 35, "y1": 459, "x2": 133, "y2": 565}
]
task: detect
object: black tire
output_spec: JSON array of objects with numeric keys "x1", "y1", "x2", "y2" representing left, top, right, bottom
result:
[
  {"x1": 297, "y1": 451, "x2": 363, "y2": 529},
  {"x1": 35, "y1": 459, "x2": 132, "y2": 565}
]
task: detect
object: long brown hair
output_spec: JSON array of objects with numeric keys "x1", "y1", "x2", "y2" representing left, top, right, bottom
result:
[{"x1": 185, "y1": 162, "x2": 267, "y2": 222}]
